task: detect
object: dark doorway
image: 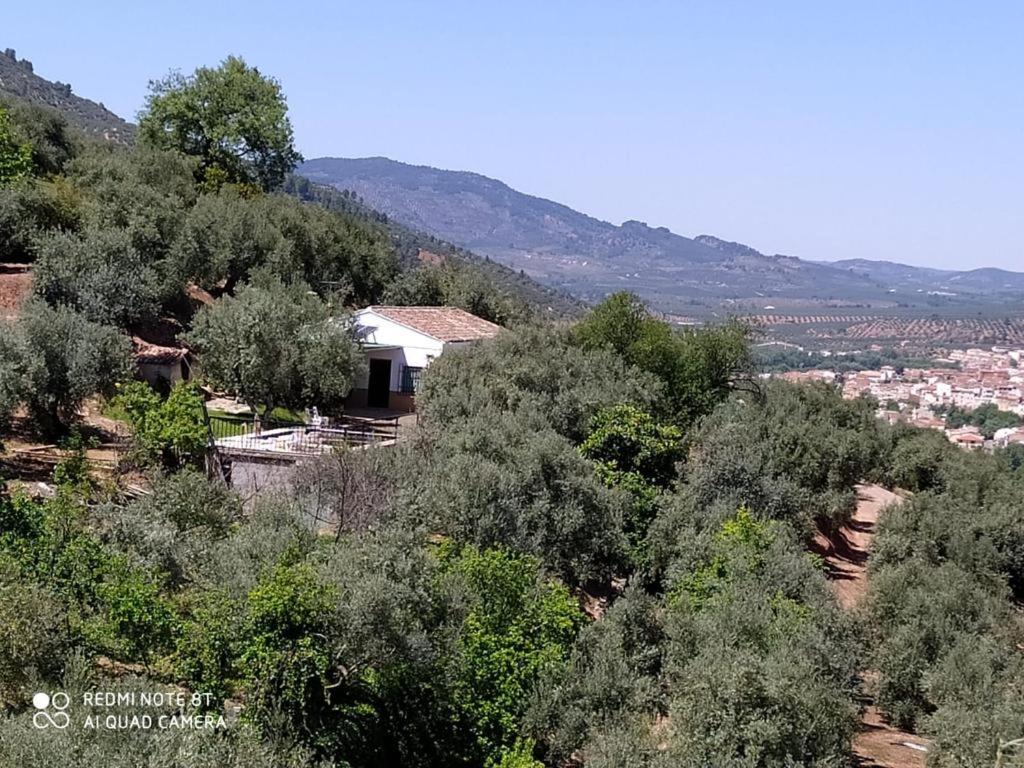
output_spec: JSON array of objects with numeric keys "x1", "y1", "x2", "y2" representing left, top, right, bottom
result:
[{"x1": 367, "y1": 359, "x2": 392, "y2": 408}]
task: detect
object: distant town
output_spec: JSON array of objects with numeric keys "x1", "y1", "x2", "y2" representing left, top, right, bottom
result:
[{"x1": 773, "y1": 346, "x2": 1024, "y2": 450}]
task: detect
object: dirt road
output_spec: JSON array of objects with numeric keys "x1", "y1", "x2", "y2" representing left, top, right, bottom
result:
[{"x1": 814, "y1": 484, "x2": 928, "y2": 768}]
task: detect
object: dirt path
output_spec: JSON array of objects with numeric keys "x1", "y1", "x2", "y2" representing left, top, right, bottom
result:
[
  {"x1": 814, "y1": 483, "x2": 899, "y2": 610},
  {"x1": 814, "y1": 484, "x2": 928, "y2": 768}
]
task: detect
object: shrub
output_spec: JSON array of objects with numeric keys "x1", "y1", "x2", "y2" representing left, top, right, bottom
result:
[{"x1": 112, "y1": 380, "x2": 208, "y2": 469}]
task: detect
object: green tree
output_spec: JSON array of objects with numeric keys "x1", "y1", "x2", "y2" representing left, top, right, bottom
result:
[
  {"x1": 33, "y1": 228, "x2": 158, "y2": 327},
  {"x1": 0, "y1": 324, "x2": 24, "y2": 435},
  {"x1": 573, "y1": 292, "x2": 753, "y2": 425},
  {"x1": 580, "y1": 404, "x2": 684, "y2": 557},
  {"x1": 414, "y1": 408, "x2": 631, "y2": 583},
  {"x1": 2, "y1": 100, "x2": 76, "y2": 177},
  {"x1": 185, "y1": 278, "x2": 366, "y2": 414},
  {"x1": 139, "y1": 56, "x2": 302, "y2": 191},
  {"x1": 580, "y1": 404, "x2": 684, "y2": 488},
  {"x1": 416, "y1": 324, "x2": 659, "y2": 443},
  {"x1": 0, "y1": 107, "x2": 32, "y2": 185},
  {"x1": 0, "y1": 557, "x2": 70, "y2": 707},
  {"x1": 239, "y1": 562, "x2": 337, "y2": 746}
]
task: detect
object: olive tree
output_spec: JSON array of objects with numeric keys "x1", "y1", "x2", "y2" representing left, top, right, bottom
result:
[
  {"x1": 33, "y1": 228, "x2": 158, "y2": 327},
  {"x1": 185, "y1": 278, "x2": 365, "y2": 414},
  {"x1": 14, "y1": 302, "x2": 131, "y2": 434}
]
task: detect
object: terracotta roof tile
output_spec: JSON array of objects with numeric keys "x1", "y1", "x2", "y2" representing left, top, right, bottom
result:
[
  {"x1": 132, "y1": 338, "x2": 188, "y2": 365},
  {"x1": 366, "y1": 306, "x2": 501, "y2": 343}
]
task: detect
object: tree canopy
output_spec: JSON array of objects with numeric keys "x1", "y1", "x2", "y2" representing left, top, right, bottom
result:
[
  {"x1": 139, "y1": 56, "x2": 302, "y2": 191},
  {"x1": 184, "y1": 277, "x2": 365, "y2": 413}
]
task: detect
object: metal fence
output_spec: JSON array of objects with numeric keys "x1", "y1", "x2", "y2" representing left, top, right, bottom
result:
[{"x1": 208, "y1": 413, "x2": 399, "y2": 456}]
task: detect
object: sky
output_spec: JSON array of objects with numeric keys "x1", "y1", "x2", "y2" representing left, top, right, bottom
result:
[{"x1": 6, "y1": 1, "x2": 1024, "y2": 269}]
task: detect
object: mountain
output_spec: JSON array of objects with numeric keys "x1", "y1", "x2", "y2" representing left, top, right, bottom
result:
[
  {"x1": 0, "y1": 48, "x2": 135, "y2": 143},
  {"x1": 300, "y1": 156, "x2": 1024, "y2": 315},
  {"x1": 830, "y1": 259, "x2": 1024, "y2": 294},
  {"x1": 0, "y1": 49, "x2": 577, "y2": 318}
]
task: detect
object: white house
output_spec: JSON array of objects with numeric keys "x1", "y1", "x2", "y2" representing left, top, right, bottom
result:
[{"x1": 349, "y1": 306, "x2": 501, "y2": 411}]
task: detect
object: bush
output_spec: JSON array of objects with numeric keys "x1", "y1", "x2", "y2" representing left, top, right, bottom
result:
[
  {"x1": 443, "y1": 546, "x2": 582, "y2": 764},
  {"x1": 0, "y1": 558, "x2": 69, "y2": 707},
  {"x1": 112, "y1": 380, "x2": 208, "y2": 469}
]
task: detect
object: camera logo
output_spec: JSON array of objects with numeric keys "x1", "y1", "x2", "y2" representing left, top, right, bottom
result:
[{"x1": 32, "y1": 691, "x2": 71, "y2": 730}]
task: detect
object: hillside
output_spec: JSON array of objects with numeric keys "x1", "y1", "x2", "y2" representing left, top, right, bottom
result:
[
  {"x1": 300, "y1": 156, "x2": 1024, "y2": 315},
  {"x1": 0, "y1": 48, "x2": 135, "y2": 143},
  {"x1": 0, "y1": 49, "x2": 575, "y2": 317}
]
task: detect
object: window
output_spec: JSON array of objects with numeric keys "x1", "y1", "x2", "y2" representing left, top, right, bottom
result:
[{"x1": 400, "y1": 366, "x2": 424, "y2": 394}]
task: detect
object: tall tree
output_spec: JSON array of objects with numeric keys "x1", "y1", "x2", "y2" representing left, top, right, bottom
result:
[{"x1": 139, "y1": 56, "x2": 302, "y2": 191}]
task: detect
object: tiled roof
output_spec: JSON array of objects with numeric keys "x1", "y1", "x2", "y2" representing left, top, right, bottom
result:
[
  {"x1": 365, "y1": 306, "x2": 501, "y2": 343},
  {"x1": 132, "y1": 338, "x2": 188, "y2": 365}
]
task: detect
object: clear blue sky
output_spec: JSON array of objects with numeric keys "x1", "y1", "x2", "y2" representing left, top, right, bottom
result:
[{"x1": 7, "y1": 1, "x2": 1023, "y2": 269}]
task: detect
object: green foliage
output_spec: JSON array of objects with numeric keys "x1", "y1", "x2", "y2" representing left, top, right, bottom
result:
[
  {"x1": 96, "y1": 469, "x2": 240, "y2": 589},
  {"x1": 185, "y1": 277, "x2": 365, "y2": 413},
  {"x1": 112, "y1": 380, "x2": 208, "y2": 469},
  {"x1": 239, "y1": 562, "x2": 337, "y2": 747},
  {"x1": 412, "y1": 409, "x2": 630, "y2": 583},
  {"x1": 175, "y1": 589, "x2": 240, "y2": 703},
  {"x1": 580, "y1": 404, "x2": 684, "y2": 488},
  {"x1": 527, "y1": 588, "x2": 664, "y2": 766},
  {"x1": 33, "y1": 228, "x2": 158, "y2": 327},
  {"x1": 82, "y1": 559, "x2": 176, "y2": 662},
  {"x1": 864, "y1": 445, "x2": 1024, "y2": 757},
  {"x1": 0, "y1": 473, "x2": 176, "y2": 666},
  {"x1": 0, "y1": 107, "x2": 33, "y2": 186},
  {"x1": 658, "y1": 509, "x2": 859, "y2": 767},
  {"x1": 444, "y1": 546, "x2": 581, "y2": 763},
  {"x1": 1, "y1": 99, "x2": 77, "y2": 177},
  {"x1": 384, "y1": 262, "x2": 525, "y2": 325},
  {"x1": 649, "y1": 381, "x2": 882, "y2": 584},
  {"x1": 580, "y1": 404, "x2": 684, "y2": 560},
  {"x1": 573, "y1": 292, "x2": 753, "y2": 425},
  {"x1": 671, "y1": 507, "x2": 773, "y2": 610},
  {"x1": 0, "y1": 557, "x2": 70, "y2": 707},
  {"x1": 877, "y1": 423, "x2": 954, "y2": 492},
  {"x1": 0, "y1": 177, "x2": 83, "y2": 262},
  {"x1": 417, "y1": 323, "x2": 659, "y2": 443},
  {"x1": 139, "y1": 56, "x2": 302, "y2": 191},
  {"x1": 940, "y1": 401, "x2": 1022, "y2": 438},
  {"x1": 7, "y1": 302, "x2": 131, "y2": 434},
  {"x1": 66, "y1": 144, "x2": 196, "y2": 299},
  {"x1": 0, "y1": 325, "x2": 23, "y2": 435}
]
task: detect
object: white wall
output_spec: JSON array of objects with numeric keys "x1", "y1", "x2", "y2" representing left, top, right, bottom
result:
[{"x1": 354, "y1": 310, "x2": 445, "y2": 391}]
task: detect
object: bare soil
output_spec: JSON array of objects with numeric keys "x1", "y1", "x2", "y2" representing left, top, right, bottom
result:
[{"x1": 815, "y1": 484, "x2": 928, "y2": 768}]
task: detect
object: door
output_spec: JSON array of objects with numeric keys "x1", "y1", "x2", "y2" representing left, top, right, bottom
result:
[{"x1": 367, "y1": 358, "x2": 392, "y2": 408}]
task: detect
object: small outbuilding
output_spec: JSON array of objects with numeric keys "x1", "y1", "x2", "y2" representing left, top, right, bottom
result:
[{"x1": 349, "y1": 306, "x2": 501, "y2": 411}]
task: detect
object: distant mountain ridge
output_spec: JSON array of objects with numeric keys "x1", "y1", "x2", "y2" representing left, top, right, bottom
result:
[
  {"x1": 300, "y1": 156, "x2": 1024, "y2": 314},
  {"x1": 0, "y1": 48, "x2": 578, "y2": 317},
  {"x1": 0, "y1": 48, "x2": 135, "y2": 143}
]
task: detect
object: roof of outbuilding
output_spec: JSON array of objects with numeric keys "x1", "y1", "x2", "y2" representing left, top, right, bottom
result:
[
  {"x1": 360, "y1": 306, "x2": 501, "y2": 343},
  {"x1": 132, "y1": 338, "x2": 189, "y2": 365}
]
